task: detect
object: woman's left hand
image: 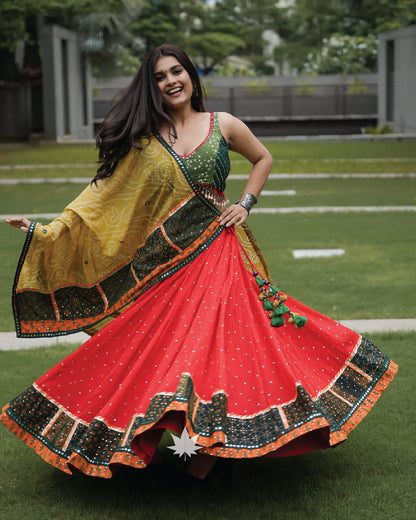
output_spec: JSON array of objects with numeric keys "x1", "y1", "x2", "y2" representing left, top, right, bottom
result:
[{"x1": 218, "y1": 203, "x2": 248, "y2": 227}]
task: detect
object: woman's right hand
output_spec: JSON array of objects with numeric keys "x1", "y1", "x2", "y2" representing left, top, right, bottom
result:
[{"x1": 6, "y1": 217, "x2": 31, "y2": 233}]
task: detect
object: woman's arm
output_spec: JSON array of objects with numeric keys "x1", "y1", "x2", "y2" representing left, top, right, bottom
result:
[
  {"x1": 217, "y1": 112, "x2": 273, "y2": 227},
  {"x1": 6, "y1": 217, "x2": 31, "y2": 233}
]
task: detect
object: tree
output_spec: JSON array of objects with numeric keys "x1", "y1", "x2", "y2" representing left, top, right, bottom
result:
[
  {"x1": 340, "y1": 0, "x2": 416, "y2": 34},
  {"x1": 130, "y1": 0, "x2": 246, "y2": 75},
  {"x1": 304, "y1": 33, "x2": 378, "y2": 74},
  {"x1": 130, "y1": 0, "x2": 247, "y2": 75},
  {"x1": 129, "y1": 0, "x2": 187, "y2": 57},
  {"x1": 276, "y1": 0, "x2": 416, "y2": 72},
  {"x1": 208, "y1": 0, "x2": 284, "y2": 73},
  {"x1": 0, "y1": 0, "x2": 143, "y2": 79},
  {"x1": 77, "y1": 1, "x2": 144, "y2": 76},
  {"x1": 187, "y1": 32, "x2": 246, "y2": 75},
  {"x1": 275, "y1": 0, "x2": 348, "y2": 72}
]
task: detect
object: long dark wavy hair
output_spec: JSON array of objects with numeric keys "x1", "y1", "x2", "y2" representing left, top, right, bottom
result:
[{"x1": 93, "y1": 44, "x2": 206, "y2": 183}]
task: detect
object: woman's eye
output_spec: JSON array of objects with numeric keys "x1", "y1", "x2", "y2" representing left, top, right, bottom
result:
[
  {"x1": 174, "y1": 69, "x2": 183, "y2": 75},
  {"x1": 155, "y1": 75, "x2": 164, "y2": 82}
]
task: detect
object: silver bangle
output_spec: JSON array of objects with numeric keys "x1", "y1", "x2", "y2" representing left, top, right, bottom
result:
[{"x1": 238, "y1": 193, "x2": 257, "y2": 213}]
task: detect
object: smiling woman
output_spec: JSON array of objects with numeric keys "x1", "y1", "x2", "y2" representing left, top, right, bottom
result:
[
  {"x1": 92, "y1": 44, "x2": 207, "y2": 184},
  {"x1": 1, "y1": 44, "x2": 397, "y2": 483},
  {"x1": 154, "y1": 56, "x2": 212, "y2": 155}
]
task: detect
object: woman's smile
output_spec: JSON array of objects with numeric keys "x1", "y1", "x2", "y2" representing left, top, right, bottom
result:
[{"x1": 166, "y1": 86, "x2": 184, "y2": 97}]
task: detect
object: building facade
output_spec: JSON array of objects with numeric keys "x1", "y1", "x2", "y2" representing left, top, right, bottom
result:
[
  {"x1": 378, "y1": 25, "x2": 416, "y2": 133},
  {"x1": 40, "y1": 25, "x2": 93, "y2": 141}
]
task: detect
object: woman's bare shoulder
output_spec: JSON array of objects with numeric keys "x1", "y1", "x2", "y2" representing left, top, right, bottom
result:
[{"x1": 217, "y1": 112, "x2": 247, "y2": 141}]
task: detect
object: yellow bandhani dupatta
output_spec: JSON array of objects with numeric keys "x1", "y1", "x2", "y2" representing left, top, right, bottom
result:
[{"x1": 12, "y1": 136, "x2": 269, "y2": 337}]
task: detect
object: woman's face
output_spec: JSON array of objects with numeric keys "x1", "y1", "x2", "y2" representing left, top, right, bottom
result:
[{"x1": 154, "y1": 55, "x2": 193, "y2": 111}]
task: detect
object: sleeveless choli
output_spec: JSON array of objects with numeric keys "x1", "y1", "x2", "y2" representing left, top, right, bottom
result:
[{"x1": 1, "y1": 113, "x2": 397, "y2": 478}]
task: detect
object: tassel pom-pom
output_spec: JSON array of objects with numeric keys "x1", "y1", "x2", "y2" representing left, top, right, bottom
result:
[
  {"x1": 272, "y1": 304, "x2": 290, "y2": 316},
  {"x1": 273, "y1": 300, "x2": 281, "y2": 308},
  {"x1": 255, "y1": 277, "x2": 264, "y2": 287},
  {"x1": 279, "y1": 294, "x2": 288, "y2": 302},
  {"x1": 292, "y1": 314, "x2": 307, "y2": 328},
  {"x1": 271, "y1": 316, "x2": 285, "y2": 327},
  {"x1": 258, "y1": 293, "x2": 266, "y2": 301},
  {"x1": 263, "y1": 300, "x2": 274, "y2": 311}
]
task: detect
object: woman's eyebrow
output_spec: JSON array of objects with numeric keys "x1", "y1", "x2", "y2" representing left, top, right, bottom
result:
[{"x1": 154, "y1": 64, "x2": 182, "y2": 76}]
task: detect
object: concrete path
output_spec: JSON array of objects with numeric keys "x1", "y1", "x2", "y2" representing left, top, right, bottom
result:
[
  {"x1": 235, "y1": 173, "x2": 416, "y2": 179},
  {"x1": 0, "y1": 164, "x2": 93, "y2": 170},
  {"x1": 251, "y1": 206, "x2": 416, "y2": 214},
  {"x1": 0, "y1": 331, "x2": 90, "y2": 350},
  {"x1": 2, "y1": 205, "x2": 415, "y2": 222},
  {"x1": 0, "y1": 319, "x2": 414, "y2": 351},
  {"x1": 0, "y1": 173, "x2": 414, "y2": 183},
  {"x1": 4, "y1": 132, "x2": 414, "y2": 144},
  {"x1": 0, "y1": 177, "x2": 92, "y2": 184}
]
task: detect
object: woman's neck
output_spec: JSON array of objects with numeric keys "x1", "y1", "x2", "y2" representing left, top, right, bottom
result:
[{"x1": 167, "y1": 105, "x2": 199, "y2": 129}]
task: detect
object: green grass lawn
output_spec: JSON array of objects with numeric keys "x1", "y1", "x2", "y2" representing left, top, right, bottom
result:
[
  {"x1": 0, "y1": 139, "x2": 415, "y2": 330},
  {"x1": 0, "y1": 141, "x2": 415, "y2": 179},
  {"x1": 249, "y1": 212, "x2": 415, "y2": 320},
  {"x1": 1, "y1": 211, "x2": 414, "y2": 331},
  {"x1": 226, "y1": 176, "x2": 416, "y2": 207},
  {"x1": 0, "y1": 143, "x2": 97, "y2": 166},
  {"x1": 1, "y1": 160, "x2": 415, "y2": 180},
  {"x1": 1, "y1": 176, "x2": 415, "y2": 215},
  {"x1": 0, "y1": 332, "x2": 411, "y2": 520},
  {"x1": 0, "y1": 183, "x2": 87, "y2": 215},
  {"x1": 1, "y1": 141, "x2": 415, "y2": 166}
]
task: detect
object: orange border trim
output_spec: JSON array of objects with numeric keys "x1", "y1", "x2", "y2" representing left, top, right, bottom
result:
[
  {"x1": 17, "y1": 219, "x2": 221, "y2": 336},
  {"x1": 333, "y1": 359, "x2": 398, "y2": 442},
  {"x1": 1, "y1": 359, "x2": 398, "y2": 476},
  {"x1": 128, "y1": 359, "x2": 399, "y2": 460},
  {"x1": 0, "y1": 405, "x2": 147, "y2": 479}
]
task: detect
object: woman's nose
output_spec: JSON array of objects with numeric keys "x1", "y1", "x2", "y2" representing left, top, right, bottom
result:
[{"x1": 166, "y1": 73, "x2": 176, "y2": 85}]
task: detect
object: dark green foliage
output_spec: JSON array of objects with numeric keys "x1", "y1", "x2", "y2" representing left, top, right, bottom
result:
[{"x1": 275, "y1": 0, "x2": 416, "y2": 71}]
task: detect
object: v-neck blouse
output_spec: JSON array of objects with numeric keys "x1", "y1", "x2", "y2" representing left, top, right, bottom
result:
[
  {"x1": 175, "y1": 112, "x2": 230, "y2": 193},
  {"x1": 177, "y1": 111, "x2": 215, "y2": 159}
]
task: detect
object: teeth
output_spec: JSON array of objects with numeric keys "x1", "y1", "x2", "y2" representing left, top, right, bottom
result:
[{"x1": 168, "y1": 87, "x2": 182, "y2": 95}]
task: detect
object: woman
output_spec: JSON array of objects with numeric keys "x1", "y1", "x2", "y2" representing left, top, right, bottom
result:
[{"x1": 2, "y1": 45, "x2": 397, "y2": 480}]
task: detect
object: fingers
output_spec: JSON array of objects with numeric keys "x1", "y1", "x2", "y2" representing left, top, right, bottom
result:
[
  {"x1": 6, "y1": 217, "x2": 31, "y2": 233},
  {"x1": 218, "y1": 204, "x2": 248, "y2": 228}
]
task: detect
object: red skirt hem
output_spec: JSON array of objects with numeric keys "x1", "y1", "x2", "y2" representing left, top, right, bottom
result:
[{"x1": 1, "y1": 357, "x2": 397, "y2": 477}]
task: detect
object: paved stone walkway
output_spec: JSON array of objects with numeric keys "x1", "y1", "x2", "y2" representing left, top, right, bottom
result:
[
  {"x1": 1, "y1": 319, "x2": 414, "y2": 351},
  {"x1": 2, "y1": 204, "x2": 415, "y2": 222},
  {"x1": 251, "y1": 206, "x2": 416, "y2": 214},
  {"x1": 0, "y1": 164, "x2": 93, "y2": 170},
  {"x1": 0, "y1": 172, "x2": 414, "y2": 183}
]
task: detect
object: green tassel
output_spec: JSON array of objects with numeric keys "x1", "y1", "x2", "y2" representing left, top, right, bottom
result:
[
  {"x1": 263, "y1": 300, "x2": 274, "y2": 311},
  {"x1": 293, "y1": 315, "x2": 307, "y2": 328},
  {"x1": 272, "y1": 304, "x2": 290, "y2": 316},
  {"x1": 255, "y1": 277, "x2": 264, "y2": 287},
  {"x1": 271, "y1": 316, "x2": 285, "y2": 327},
  {"x1": 270, "y1": 285, "x2": 279, "y2": 294}
]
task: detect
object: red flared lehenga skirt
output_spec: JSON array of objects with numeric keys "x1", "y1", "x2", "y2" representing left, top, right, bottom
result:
[{"x1": 1, "y1": 228, "x2": 397, "y2": 477}]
